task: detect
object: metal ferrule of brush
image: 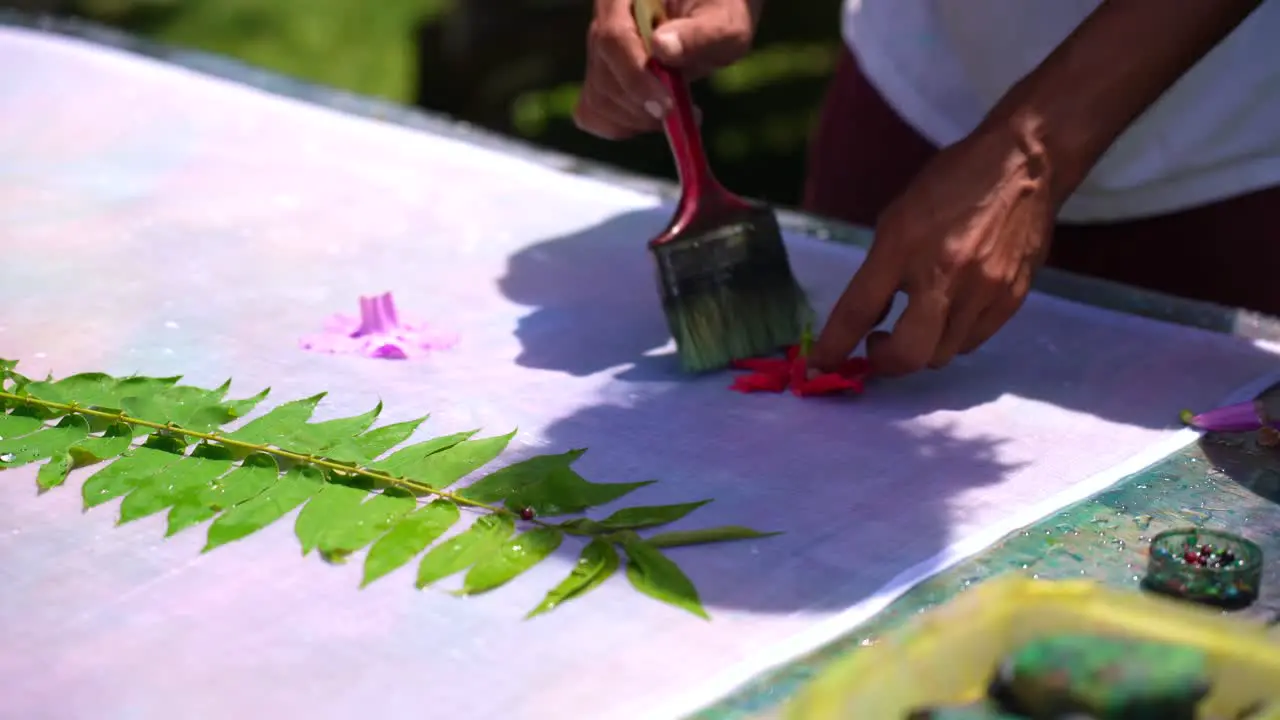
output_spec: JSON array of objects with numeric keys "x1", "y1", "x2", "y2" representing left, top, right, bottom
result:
[{"x1": 652, "y1": 207, "x2": 793, "y2": 300}]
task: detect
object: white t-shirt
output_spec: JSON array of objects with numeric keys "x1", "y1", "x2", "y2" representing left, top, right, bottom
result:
[{"x1": 843, "y1": 0, "x2": 1280, "y2": 222}]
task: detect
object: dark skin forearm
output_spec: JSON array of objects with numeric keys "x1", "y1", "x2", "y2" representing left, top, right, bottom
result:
[{"x1": 984, "y1": 0, "x2": 1265, "y2": 207}]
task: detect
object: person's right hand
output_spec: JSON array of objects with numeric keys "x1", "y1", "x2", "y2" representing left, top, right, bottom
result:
[{"x1": 574, "y1": 0, "x2": 763, "y2": 140}]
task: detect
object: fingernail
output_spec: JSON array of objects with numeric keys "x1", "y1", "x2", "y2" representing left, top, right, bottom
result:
[
  {"x1": 653, "y1": 28, "x2": 682, "y2": 59},
  {"x1": 644, "y1": 100, "x2": 665, "y2": 119}
]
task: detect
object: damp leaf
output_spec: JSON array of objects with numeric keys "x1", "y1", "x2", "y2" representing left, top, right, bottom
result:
[
  {"x1": 122, "y1": 382, "x2": 268, "y2": 433},
  {"x1": 0, "y1": 414, "x2": 90, "y2": 468},
  {"x1": 527, "y1": 538, "x2": 620, "y2": 618},
  {"x1": 166, "y1": 452, "x2": 280, "y2": 536},
  {"x1": 647, "y1": 526, "x2": 782, "y2": 548},
  {"x1": 203, "y1": 464, "x2": 326, "y2": 551},
  {"x1": 460, "y1": 527, "x2": 564, "y2": 596},
  {"x1": 362, "y1": 499, "x2": 460, "y2": 587},
  {"x1": 68, "y1": 422, "x2": 134, "y2": 466},
  {"x1": 338, "y1": 416, "x2": 428, "y2": 464},
  {"x1": 370, "y1": 429, "x2": 478, "y2": 476},
  {"x1": 397, "y1": 430, "x2": 516, "y2": 490},
  {"x1": 0, "y1": 359, "x2": 780, "y2": 619},
  {"x1": 621, "y1": 537, "x2": 709, "y2": 620},
  {"x1": 0, "y1": 411, "x2": 43, "y2": 440},
  {"x1": 82, "y1": 435, "x2": 189, "y2": 508},
  {"x1": 223, "y1": 394, "x2": 326, "y2": 444},
  {"x1": 416, "y1": 514, "x2": 515, "y2": 588},
  {"x1": 317, "y1": 488, "x2": 417, "y2": 562},
  {"x1": 596, "y1": 500, "x2": 713, "y2": 531},
  {"x1": 294, "y1": 477, "x2": 375, "y2": 555},
  {"x1": 461, "y1": 449, "x2": 654, "y2": 516},
  {"x1": 119, "y1": 444, "x2": 234, "y2": 525}
]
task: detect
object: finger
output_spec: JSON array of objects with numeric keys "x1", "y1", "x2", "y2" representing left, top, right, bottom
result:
[
  {"x1": 651, "y1": 13, "x2": 752, "y2": 70},
  {"x1": 928, "y1": 291, "x2": 986, "y2": 369},
  {"x1": 959, "y1": 298, "x2": 1022, "y2": 355},
  {"x1": 811, "y1": 250, "x2": 901, "y2": 371},
  {"x1": 573, "y1": 83, "x2": 654, "y2": 138},
  {"x1": 867, "y1": 289, "x2": 949, "y2": 377},
  {"x1": 590, "y1": 14, "x2": 671, "y2": 114},
  {"x1": 574, "y1": 56, "x2": 663, "y2": 138}
]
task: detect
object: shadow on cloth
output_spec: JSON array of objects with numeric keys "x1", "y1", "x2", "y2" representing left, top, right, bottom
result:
[{"x1": 494, "y1": 207, "x2": 1277, "y2": 614}]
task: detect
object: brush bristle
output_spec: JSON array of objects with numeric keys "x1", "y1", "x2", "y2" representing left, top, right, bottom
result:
[{"x1": 651, "y1": 206, "x2": 813, "y2": 373}]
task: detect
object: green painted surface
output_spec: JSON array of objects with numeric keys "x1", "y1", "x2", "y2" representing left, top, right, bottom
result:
[{"x1": 695, "y1": 430, "x2": 1280, "y2": 719}]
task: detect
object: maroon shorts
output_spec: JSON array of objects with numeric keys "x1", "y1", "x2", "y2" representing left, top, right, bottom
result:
[{"x1": 802, "y1": 49, "x2": 1280, "y2": 316}]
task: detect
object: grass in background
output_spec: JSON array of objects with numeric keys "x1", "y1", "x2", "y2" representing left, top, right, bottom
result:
[{"x1": 73, "y1": 0, "x2": 451, "y2": 101}]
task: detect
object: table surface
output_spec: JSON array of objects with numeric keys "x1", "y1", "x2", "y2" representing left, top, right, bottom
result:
[{"x1": 3, "y1": 12, "x2": 1279, "y2": 720}]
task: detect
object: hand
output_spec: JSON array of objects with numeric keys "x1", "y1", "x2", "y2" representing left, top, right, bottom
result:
[
  {"x1": 811, "y1": 122, "x2": 1056, "y2": 377},
  {"x1": 574, "y1": 0, "x2": 762, "y2": 140}
]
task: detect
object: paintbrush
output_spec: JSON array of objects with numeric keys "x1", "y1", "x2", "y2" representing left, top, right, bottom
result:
[{"x1": 634, "y1": 0, "x2": 812, "y2": 373}]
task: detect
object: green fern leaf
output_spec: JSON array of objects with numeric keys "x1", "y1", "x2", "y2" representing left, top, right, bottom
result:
[
  {"x1": 203, "y1": 464, "x2": 326, "y2": 551},
  {"x1": 0, "y1": 414, "x2": 90, "y2": 468},
  {"x1": 69, "y1": 422, "x2": 135, "y2": 464},
  {"x1": 361, "y1": 499, "x2": 459, "y2": 587},
  {"x1": 335, "y1": 416, "x2": 428, "y2": 464},
  {"x1": 647, "y1": 526, "x2": 783, "y2": 548},
  {"x1": 24, "y1": 373, "x2": 179, "y2": 410},
  {"x1": 118, "y1": 444, "x2": 235, "y2": 525},
  {"x1": 223, "y1": 394, "x2": 326, "y2": 444},
  {"x1": 415, "y1": 513, "x2": 515, "y2": 589},
  {"x1": 461, "y1": 449, "x2": 654, "y2": 516},
  {"x1": 0, "y1": 410, "x2": 43, "y2": 439},
  {"x1": 527, "y1": 538, "x2": 620, "y2": 618},
  {"x1": 82, "y1": 435, "x2": 189, "y2": 508},
  {"x1": 272, "y1": 403, "x2": 384, "y2": 458},
  {"x1": 402, "y1": 430, "x2": 516, "y2": 491},
  {"x1": 294, "y1": 476, "x2": 375, "y2": 555},
  {"x1": 122, "y1": 381, "x2": 268, "y2": 432},
  {"x1": 2, "y1": 358, "x2": 783, "y2": 619},
  {"x1": 166, "y1": 452, "x2": 280, "y2": 536},
  {"x1": 460, "y1": 527, "x2": 564, "y2": 596},
  {"x1": 621, "y1": 536, "x2": 709, "y2": 620},
  {"x1": 36, "y1": 453, "x2": 74, "y2": 491},
  {"x1": 595, "y1": 500, "x2": 713, "y2": 531},
  {"x1": 313, "y1": 488, "x2": 417, "y2": 562},
  {"x1": 369, "y1": 429, "x2": 478, "y2": 475},
  {"x1": 36, "y1": 422, "x2": 136, "y2": 491}
]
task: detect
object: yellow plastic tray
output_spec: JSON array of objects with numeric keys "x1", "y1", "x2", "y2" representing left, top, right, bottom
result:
[{"x1": 785, "y1": 576, "x2": 1280, "y2": 719}]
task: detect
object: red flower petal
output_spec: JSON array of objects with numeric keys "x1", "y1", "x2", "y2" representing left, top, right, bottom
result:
[
  {"x1": 792, "y1": 372, "x2": 863, "y2": 397},
  {"x1": 837, "y1": 357, "x2": 872, "y2": 378},
  {"x1": 730, "y1": 371, "x2": 789, "y2": 393},
  {"x1": 785, "y1": 345, "x2": 801, "y2": 362}
]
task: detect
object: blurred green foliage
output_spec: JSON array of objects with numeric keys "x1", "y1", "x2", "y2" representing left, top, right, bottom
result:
[{"x1": 66, "y1": 0, "x2": 843, "y2": 206}]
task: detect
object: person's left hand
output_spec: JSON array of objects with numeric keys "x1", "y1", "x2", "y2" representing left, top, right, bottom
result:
[{"x1": 809, "y1": 121, "x2": 1057, "y2": 377}]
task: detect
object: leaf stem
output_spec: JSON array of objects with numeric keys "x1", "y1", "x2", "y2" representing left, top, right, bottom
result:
[{"x1": 0, "y1": 390, "x2": 514, "y2": 518}]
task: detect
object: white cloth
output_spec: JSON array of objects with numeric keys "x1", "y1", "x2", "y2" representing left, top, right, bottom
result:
[{"x1": 843, "y1": 0, "x2": 1280, "y2": 222}]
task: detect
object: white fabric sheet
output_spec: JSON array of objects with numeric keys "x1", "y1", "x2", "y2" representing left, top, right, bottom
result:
[{"x1": 0, "y1": 27, "x2": 1277, "y2": 720}]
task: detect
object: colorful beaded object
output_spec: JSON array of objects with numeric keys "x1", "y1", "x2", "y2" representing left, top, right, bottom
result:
[{"x1": 1142, "y1": 528, "x2": 1263, "y2": 609}]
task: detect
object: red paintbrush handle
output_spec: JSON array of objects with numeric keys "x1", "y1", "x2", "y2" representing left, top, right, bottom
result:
[{"x1": 647, "y1": 60, "x2": 742, "y2": 223}]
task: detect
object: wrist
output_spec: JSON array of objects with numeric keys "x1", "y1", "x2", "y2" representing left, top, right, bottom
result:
[{"x1": 972, "y1": 106, "x2": 1063, "y2": 208}]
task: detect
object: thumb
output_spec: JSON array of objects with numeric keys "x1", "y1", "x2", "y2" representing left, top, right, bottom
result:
[{"x1": 651, "y1": 13, "x2": 751, "y2": 70}]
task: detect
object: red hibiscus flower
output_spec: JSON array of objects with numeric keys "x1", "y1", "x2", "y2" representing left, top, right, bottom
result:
[{"x1": 729, "y1": 337, "x2": 871, "y2": 397}]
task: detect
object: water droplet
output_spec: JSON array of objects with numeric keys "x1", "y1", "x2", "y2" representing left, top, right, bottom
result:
[{"x1": 0, "y1": 453, "x2": 15, "y2": 463}]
